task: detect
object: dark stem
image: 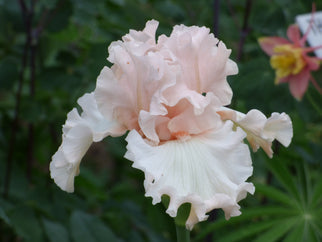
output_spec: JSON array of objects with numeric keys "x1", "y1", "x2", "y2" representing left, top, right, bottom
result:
[
  {"x1": 26, "y1": 0, "x2": 63, "y2": 182},
  {"x1": 225, "y1": 0, "x2": 240, "y2": 29},
  {"x1": 237, "y1": 0, "x2": 253, "y2": 61},
  {"x1": 213, "y1": 0, "x2": 220, "y2": 37},
  {"x1": 3, "y1": 0, "x2": 31, "y2": 198},
  {"x1": 27, "y1": 124, "x2": 34, "y2": 182},
  {"x1": 27, "y1": 25, "x2": 37, "y2": 183}
]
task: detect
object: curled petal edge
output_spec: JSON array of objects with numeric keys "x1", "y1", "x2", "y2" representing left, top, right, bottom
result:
[
  {"x1": 217, "y1": 108, "x2": 293, "y2": 158},
  {"x1": 50, "y1": 93, "x2": 125, "y2": 192},
  {"x1": 124, "y1": 122, "x2": 255, "y2": 229}
]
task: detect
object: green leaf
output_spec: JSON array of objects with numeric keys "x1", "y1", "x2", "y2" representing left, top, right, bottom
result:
[
  {"x1": 0, "y1": 206, "x2": 10, "y2": 225},
  {"x1": 265, "y1": 157, "x2": 300, "y2": 201},
  {"x1": 70, "y1": 210, "x2": 120, "y2": 242},
  {"x1": 8, "y1": 206, "x2": 44, "y2": 242},
  {"x1": 42, "y1": 218, "x2": 70, "y2": 242},
  {"x1": 283, "y1": 221, "x2": 305, "y2": 242},
  {"x1": 196, "y1": 206, "x2": 296, "y2": 241},
  {"x1": 311, "y1": 176, "x2": 322, "y2": 208},
  {"x1": 217, "y1": 220, "x2": 276, "y2": 242},
  {"x1": 46, "y1": 0, "x2": 73, "y2": 32},
  {"x1": 253, "y1": 217, "x2": 298, "y2": 242},
  {"x1": 255, "y1": 183, "x2": 299, "y2": 208},
  {"x1": 0, "y1": 56, "x2": 19, "y2": 90}
]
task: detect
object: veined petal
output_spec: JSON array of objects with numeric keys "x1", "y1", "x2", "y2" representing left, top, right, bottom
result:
[
  {"x1": 258, "y1": 37, "x2": 290, "y2": 56},
  {"x1": 124, "y1": 122, "x2": 254, "y2": 230},
  {"x1": 217, "y1": 108, "x2": 293, "y2": 158}
]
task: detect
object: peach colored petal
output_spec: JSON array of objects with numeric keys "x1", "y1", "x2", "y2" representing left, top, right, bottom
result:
[
  {"x1": 258, "y1": 37, "x2": 290, "y2": 56},
  {"x1": 95, "y1": 66, "x2": 137, "y2": 131},
  {"x1": 139, "y1": 111, "x2": 171, "y2": 143},
  {"x1": 198, "y1": 41, "x2": 237, "y2": 105},
  {"x1": 139, "y1": 92, "x2": 223, "y2": 143},
  {"x1": 95, "y1": 51, "x2": 177, "y2": 132},
  {"x1": 167, "y1": 93, "x2": 223, "y2": 136},
  {"x1": 158, "y1": 24, "x2": 237, "y2": 106}
]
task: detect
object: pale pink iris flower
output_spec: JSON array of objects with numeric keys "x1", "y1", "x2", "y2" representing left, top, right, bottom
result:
[
  {"x1": 50, "y1": 20, "x2": 293, "y2": 229},
  {"x1": 259, "y1": 24, "x2": 322, "y2": 100}
]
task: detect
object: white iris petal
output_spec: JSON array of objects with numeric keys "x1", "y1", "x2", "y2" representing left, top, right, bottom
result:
[
  {"x1": 125, "y1": 121, "x2": 254, "y2": 229},
  {"x1": 50, "y1": 92, "x2": 124, "y2": 192},
  {"x1": 217, "y1": 108, "x2": 293, "y2": 158}
]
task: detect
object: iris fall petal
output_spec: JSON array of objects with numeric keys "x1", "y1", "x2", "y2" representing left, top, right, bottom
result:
[{"x1": 124, "y1": 121, "x2": 254, "y2": 229}]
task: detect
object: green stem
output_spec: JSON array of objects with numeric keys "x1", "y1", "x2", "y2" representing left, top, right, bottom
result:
[{"x1": 175, "y1": 224, "x2": 190, "y2": 242}]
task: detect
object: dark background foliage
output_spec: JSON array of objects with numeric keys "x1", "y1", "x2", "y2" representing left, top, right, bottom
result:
[{"x1": 0, "y1": 0, "x2": 321, "y2": 241}]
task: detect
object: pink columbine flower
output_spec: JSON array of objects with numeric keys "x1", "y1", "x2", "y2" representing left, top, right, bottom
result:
[
  {"x1": 50, "y1": 20, "x2": 293, "y2": 230},
  {"x1": 259, "y1": 23, "x2": 322, "y2": 100}
]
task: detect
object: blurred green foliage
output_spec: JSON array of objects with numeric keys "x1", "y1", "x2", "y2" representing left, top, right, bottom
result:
[{"x1": 0, "y1": 0, "x2": 321, "y2": 241}]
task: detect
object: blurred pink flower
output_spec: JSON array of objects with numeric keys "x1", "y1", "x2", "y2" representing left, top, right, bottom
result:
[
  {"x1": 50, "y1": 20, "x2": 293, "y2": 229},
  {"x1": 259, "y1": 24, "x2": 322, "y2": 100}
]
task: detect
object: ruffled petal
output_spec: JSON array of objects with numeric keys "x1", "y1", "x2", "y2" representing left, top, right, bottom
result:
[
  {"x1": 78, "y1": 92, "x2": 126, "y2": 141},
  {"x1": 96, "y1": 45, "x2": 177, "y2": 132},
  {"x1": 258, "y1": 37, "x2": 290, "y2": 56},
  {"x1": 263, "y1": 112, "x2": 293, "y2": 147},
  {"x1": 50, "y1": 92, "x2": 124, "y2": 192},
  {"x1": 217, "y1": 108, "x2": 293, "y2": 158},
  {"x1": 124, "y1": 121, "x2": 254, "y2": 230},
  {"x1": 95, "y1": 66, "x2": 138, "y2": 131},
  {"x1": 167, "y1": 93, "x2": 223, "y2": 136},
  {"x1": 158, "y1": 25, "x2": 237, "y2": 106},
  {"x1": 139, "y1": 92, "x2": 223, "y2": 143},
  {"x1": 198, "y1": 41, "x2": 237, "y2": 105}
]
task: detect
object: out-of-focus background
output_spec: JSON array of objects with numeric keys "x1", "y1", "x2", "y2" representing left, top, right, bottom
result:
[{"x1": 0, "y1": 0, "x2": 321, "y2": 241}]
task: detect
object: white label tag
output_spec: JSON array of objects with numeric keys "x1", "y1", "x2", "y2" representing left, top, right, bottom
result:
[{"x1": 296, "y1": 11, "x2": 322, "y2": 58}]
